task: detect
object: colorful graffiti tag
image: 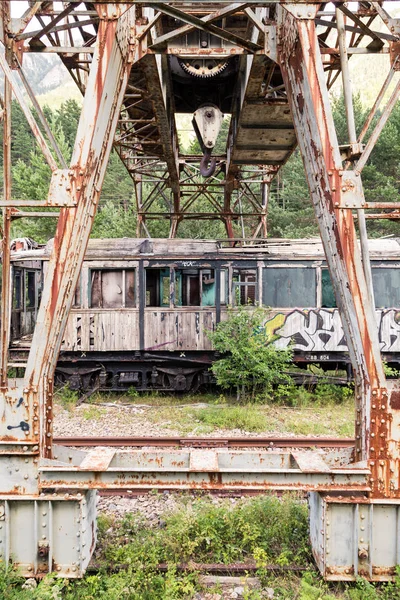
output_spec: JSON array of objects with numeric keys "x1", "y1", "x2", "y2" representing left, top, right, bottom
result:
[{"x1": 265, "y1": 309, "x2": 400, "y2": 353}]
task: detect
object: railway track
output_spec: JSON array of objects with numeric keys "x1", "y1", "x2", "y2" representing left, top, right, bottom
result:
[{"x1": 53, "y1": 435, "x2": 354, "y2": 449}]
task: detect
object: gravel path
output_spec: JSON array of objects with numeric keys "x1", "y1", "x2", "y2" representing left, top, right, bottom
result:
[
  {"x1": 53, "y1": 402, "x2": 302, "y2": 438},
  {"x1": 54, "y1": 403, "x2": 184, "y2": 437}
]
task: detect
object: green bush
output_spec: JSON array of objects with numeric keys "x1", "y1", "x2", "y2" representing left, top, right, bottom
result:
[{"x1": 208, "y1": 306, "x2": 293, "y2": 402}]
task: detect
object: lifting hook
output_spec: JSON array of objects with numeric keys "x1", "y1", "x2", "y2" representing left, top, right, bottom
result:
[
  {"x1": 200, "y1": 148, "x2": 217, "y2": 177},
  {"x1": 192, "y1": 104, "x2": 223, "y2": 179}
]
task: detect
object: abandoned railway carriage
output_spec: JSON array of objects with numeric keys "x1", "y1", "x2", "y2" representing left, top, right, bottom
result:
[{"x1": 7, "y1": 237, "x2": 400, "y2": 392}]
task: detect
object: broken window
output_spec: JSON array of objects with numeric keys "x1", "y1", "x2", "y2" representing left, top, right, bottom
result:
[
  {"x1": 175, "y1": 269, "x2": 217, "y2": 306},
  {"x1": 262, "y1": 267, "x2": 316, "y2": 308},
  {"x1": 90, "y1": 269, "x2": 136, "y2": 308},
  {"x1": 145, "y1": 268, "x2": 170, "y2": 307},
  {"x1": 233, "y1": 269, "x2": 257, "y2": 306}
]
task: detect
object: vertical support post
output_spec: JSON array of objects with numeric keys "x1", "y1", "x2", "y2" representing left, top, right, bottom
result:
[
  {"x1": 251, "y1": 171, "x2": 271, "y2": 240},
  {"x1": 277, "y1": 6, "x2": 388, "y2": 488},
  {"x1": 0, "y1": 2, "x2": 12, "y2": 389}
]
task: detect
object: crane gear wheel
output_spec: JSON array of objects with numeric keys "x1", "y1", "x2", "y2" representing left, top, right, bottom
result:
[{"x1": 178, "y1": 58, "x2": 229, "y2": 78}]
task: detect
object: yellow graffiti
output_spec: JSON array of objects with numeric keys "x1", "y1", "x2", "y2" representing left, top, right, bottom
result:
[{"x1": 264, "y1": 313, "x2": 286, "y2": 338}]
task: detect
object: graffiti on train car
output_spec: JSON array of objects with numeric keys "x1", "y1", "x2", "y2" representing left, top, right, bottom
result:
[{"x1": 265, "y1": 309, "x2": 400, "y2": 353}]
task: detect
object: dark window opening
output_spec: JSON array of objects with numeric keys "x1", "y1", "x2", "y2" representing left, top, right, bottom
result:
[
  {"x1": 146, "y1": 268, "x2": 170, "y2": 307},
  {"x1": 321, "y1": 269, "x2": 337, "y2": 308},
  {"x1": 25, "y1": 271, "x2": 36, "y2": 309},
  {"x1": 90, "y1": 269, "x2": 136, "y2": 308},
  {"x1": 233, "y1": 269, "x2": 256, "y2": 306},
  {"x1": 263, "y1": 267, "x2": 316, "y2": 308},
  {"x1": 13, "y1": 270, "x2": 22, "y2": 310}
]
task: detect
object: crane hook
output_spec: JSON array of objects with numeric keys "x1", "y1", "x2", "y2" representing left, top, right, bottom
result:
[{"x1": 200, "y1": 148, "x2": 216, "y2": 178}]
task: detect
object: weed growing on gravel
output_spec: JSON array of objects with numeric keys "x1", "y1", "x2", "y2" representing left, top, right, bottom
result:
[
  {"x1": 190, "y1": 405, "x2": 268, "y2": 432},
  {"x1": 54, "y1": 384, "x2": 79, "y2": 411},
  {"x1": 82, "y1": 406, "x2": 106, "y2": 420}
]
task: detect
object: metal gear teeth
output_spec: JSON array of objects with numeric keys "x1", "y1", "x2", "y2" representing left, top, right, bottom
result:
[{"x1": 179, "y1": 58, "x2": 229, "y2": 78}]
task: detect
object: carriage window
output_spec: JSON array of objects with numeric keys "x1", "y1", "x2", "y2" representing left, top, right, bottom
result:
[
  {"x1": 321, "y1": 269, "x2": 337, "y2": 308},
  {"x1": 232, "y1": 269, "x2": 256, "y2": 306},
  {"x1": 25, "y1": 271, "x2": 36, "y2": 309},
  {"x1": 263, "y1": 267, "x2": 316, "y2": 308},
  {"x1": 90, "y1": 269, "x2": 135, "y2": 308},
  {"x1": 13, "y1": 270, "x2": 22, "y2": 309},
  {"x1": 146, "y1": 268, "x2": 170, "y2": 307},
  {"x1": 175, "y1": 269, "x2": 216, "y2": 307},
  {"x1": 372, "y1": 268, "x2": 400, "y2": 308},
  {"x1": 201, "y1": 270, "x2": 216, "y2": 306}
]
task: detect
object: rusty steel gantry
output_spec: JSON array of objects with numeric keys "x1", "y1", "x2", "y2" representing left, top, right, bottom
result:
[{"x1": 1, "y1": 0, "x2": 400, "y2": 581}]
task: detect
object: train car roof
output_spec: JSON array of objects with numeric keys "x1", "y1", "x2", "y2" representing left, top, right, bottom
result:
[{"x1": 8, "y1": 236, "x2": 400, "y2": 261}]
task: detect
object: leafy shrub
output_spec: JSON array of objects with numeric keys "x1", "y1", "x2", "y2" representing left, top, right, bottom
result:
[{"x1": 208, "y1": 306, "x2": 293, "y2": 402}]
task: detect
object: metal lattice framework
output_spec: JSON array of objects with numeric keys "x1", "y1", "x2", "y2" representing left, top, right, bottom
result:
[{"x1": 1, "y1": 0, "x2": 400, "y2": 581}]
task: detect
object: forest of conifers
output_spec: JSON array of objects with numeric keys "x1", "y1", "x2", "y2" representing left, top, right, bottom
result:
[{"x1": 2, "y1": 93, "x2": 400, "y2": 242}]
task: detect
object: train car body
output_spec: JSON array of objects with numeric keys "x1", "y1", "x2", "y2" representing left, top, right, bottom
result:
[{"x1": 7, "y1": 237, "x2": 400, "y2": 391}]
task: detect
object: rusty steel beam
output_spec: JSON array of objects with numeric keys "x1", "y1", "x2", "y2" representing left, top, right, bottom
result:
[
  {"x1": 151, "y1": 3, "x2": 262, "y2": 53},
  {"x1": 23, "y1": 5, "x2": 136, "y2": 458},
  {"x1": 0, "y1": 3, "x2": 12, "y2": 390},
  {"x1": 150, "y1": 2, "x2": 249, "y2": 49},
  {"x1": 277, "y1": 5, "x2": 388, "y2": 487}
]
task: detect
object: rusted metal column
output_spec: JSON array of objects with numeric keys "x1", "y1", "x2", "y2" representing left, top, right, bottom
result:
[
  {"x1": 277, "y1": 6, "x2": 393, "y2": 497},
  {"x1": 23, "y1": 5, "x2": 135, "y2": 458},
  {"x1": 0, "y1": 3, "x2": 12, "y2": 389}
]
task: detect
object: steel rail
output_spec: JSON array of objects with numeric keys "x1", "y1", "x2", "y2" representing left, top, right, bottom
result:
[
  {"x1": 53, "y1": 436, "x2": 354, "y2": 448},
  {"x1": 87, "y1": 561, "x2": 308, "y2": 574}
]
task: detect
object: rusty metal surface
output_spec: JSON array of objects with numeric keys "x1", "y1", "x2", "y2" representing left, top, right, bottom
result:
[
  {"x1": 310, "y1": 492, "x2": 400, "y2": 581},
  {"x1": 39, "y1": 447, "x2": 370, "y2": 492},
  {"x1": 52, "y1": 436, "x2": 355, "y2": 448}
]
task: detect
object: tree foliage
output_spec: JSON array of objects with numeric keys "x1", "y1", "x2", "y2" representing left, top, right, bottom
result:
[{"x1": 208, "y1": 306, "x2": 293, "y2": 401}]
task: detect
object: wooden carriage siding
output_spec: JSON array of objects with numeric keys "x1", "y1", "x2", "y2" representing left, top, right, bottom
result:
[{"x1": 7, "y1": 237, "x2": 400, "y2": 358}]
